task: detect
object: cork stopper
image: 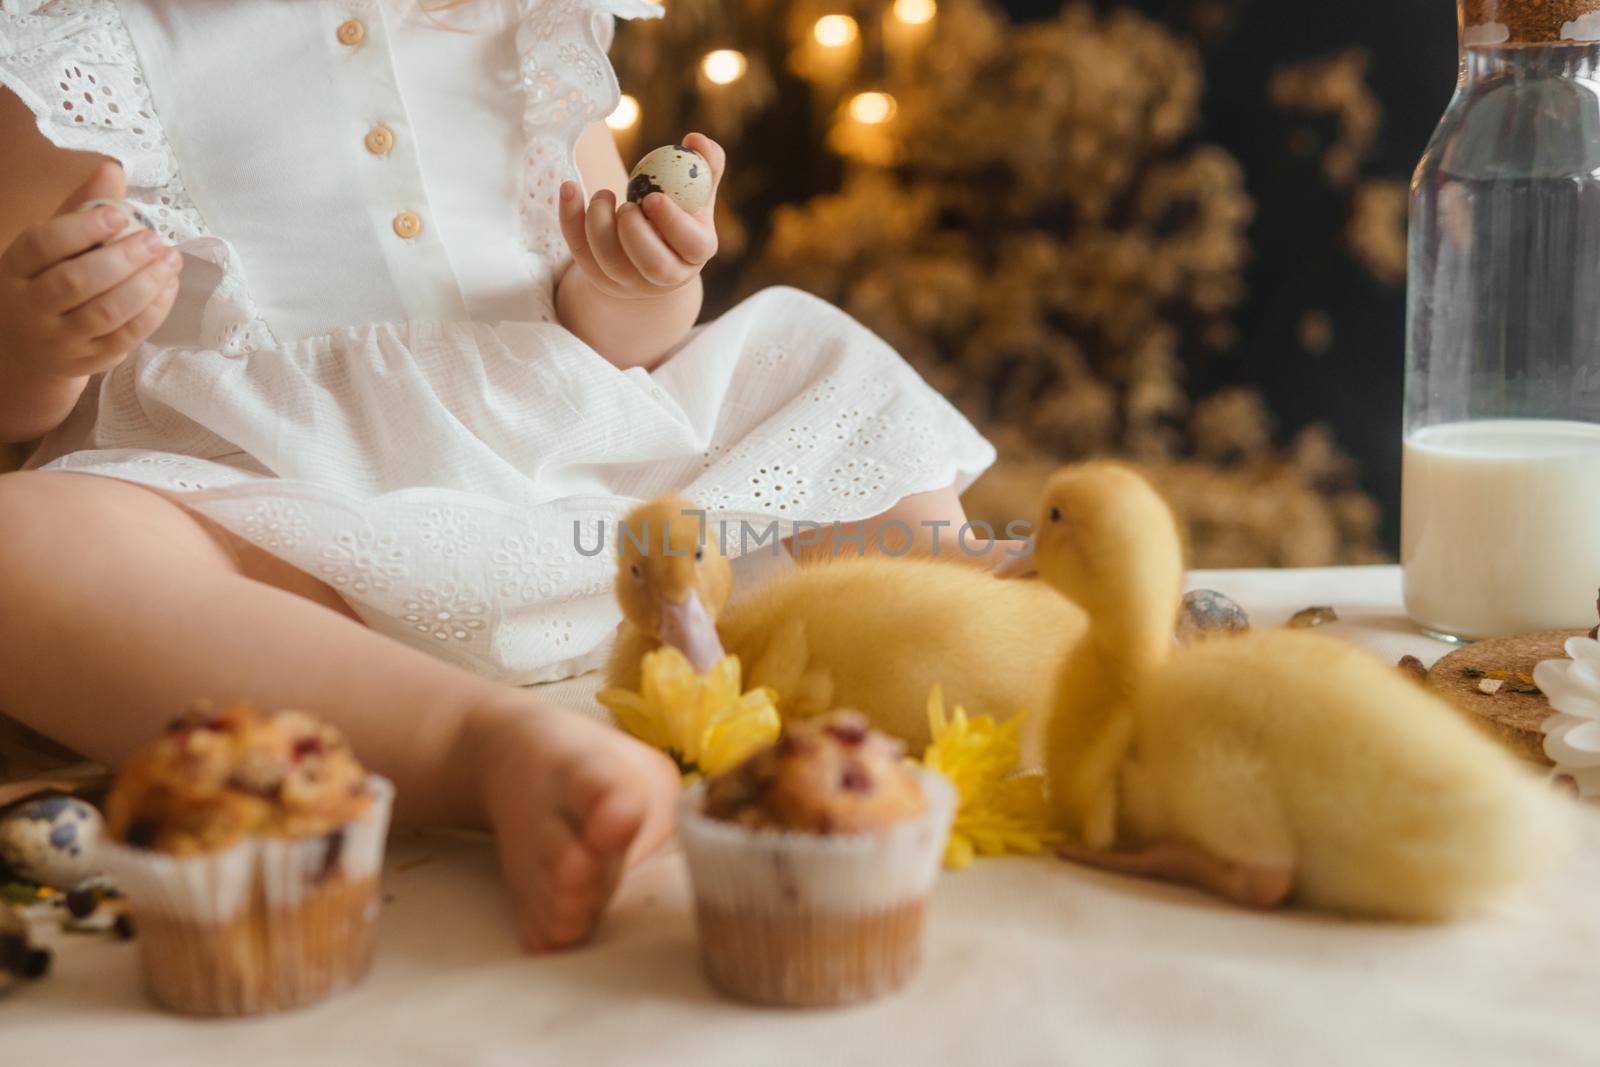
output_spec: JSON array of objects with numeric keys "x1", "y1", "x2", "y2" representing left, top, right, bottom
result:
[{"x1": 1461, "y1": 0, "x2": 1600, "y2": 44}]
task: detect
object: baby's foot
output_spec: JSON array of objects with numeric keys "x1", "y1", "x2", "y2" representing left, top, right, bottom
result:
[{"x1": 471, "y1": 700, "x2": 680, "y2": 951}]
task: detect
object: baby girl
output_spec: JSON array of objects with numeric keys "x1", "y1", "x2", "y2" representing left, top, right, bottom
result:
[{"x1": 0, "y1": 0, "x2": 993, "y2": 949}]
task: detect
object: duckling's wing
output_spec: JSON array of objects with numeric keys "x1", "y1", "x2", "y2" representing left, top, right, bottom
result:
[{"x1": 745, "y1": 616, "x2": 835, "y2": 718}]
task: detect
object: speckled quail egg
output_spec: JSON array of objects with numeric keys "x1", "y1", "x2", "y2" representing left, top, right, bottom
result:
[
  {"x1": 79, "y1": 197, "x2": 156, "y2": 243},
  {"x1": 1174, "y1": 589, "x2": 1251, "y2": 645},
  {"x1": 0, "y1": 795, "x2": 104, "y2": 888},
  {"x1": 626, "y1": 145, "x2": 712, "y2": 214}
]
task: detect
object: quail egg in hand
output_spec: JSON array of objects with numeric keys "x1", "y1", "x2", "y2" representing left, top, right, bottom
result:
[
  {"x1": 627, "y1": 145, "x2": 712, "y2": 214},
  {"x1": 79, "y1": 198, "x2": 157, "y2": 245}
]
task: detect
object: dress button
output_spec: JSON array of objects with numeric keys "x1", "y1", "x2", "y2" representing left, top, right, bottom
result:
[
  {"x1": 364, "y1": 125, "x2": 395, "y2": 156},
  {"x1": 336, "y1": 19, "x2": 366, "y2": 46},
  {"x1": 392, "y1": 211, "x2": 422, "y2": 239}
]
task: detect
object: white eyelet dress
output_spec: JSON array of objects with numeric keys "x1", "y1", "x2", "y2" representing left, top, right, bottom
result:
[{"x1": 0, "y1": 0, "x2": 995, "y2": 684}]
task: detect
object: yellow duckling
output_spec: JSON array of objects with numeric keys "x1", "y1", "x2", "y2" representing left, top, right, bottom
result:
[
  {"x1": 606, "y1": 497, "x2": 1084, "y2": 758},
  {"x1": 1030, "y1": 461, "x2": 1570, "y2": 920}
]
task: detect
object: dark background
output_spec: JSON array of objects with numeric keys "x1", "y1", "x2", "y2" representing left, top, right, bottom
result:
[{"x1": 1005, "y1": 0, "x2": 1462, "y2": 551}]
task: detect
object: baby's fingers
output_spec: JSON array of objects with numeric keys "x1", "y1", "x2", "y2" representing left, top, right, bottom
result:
[
  {"x1": 62, "y1": 247, "x2": 182, "y2": 341},
  {"x1": 2, "y1": 205, "x2": 130, "y2": 281},
  {"x1": 80, "y1": 276, "x2": 180, "y2": 372},
  {"x1": 2, "y1": 161, "x2": 127, "y2": 278},
  {"x1": 583, "y1": 190, "x2": 648, "y2": 289},
  {"x1": 558, "y1": 181, "x2": 607, "y2": 280},
  {"x1": 640, "y1": 194, "x2": 717, "y2": 266},
  {"x1": 680, "y1": 133, "x2": 726, "y2": 199},
  {"x1": 616, "y1": 203, "x2": 694, "y2": 288},
  {"x1": 33, "y1": 232, "x2": 169, "y2": 315}
]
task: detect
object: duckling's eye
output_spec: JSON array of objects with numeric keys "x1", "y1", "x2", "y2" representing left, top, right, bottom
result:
[
  {"x1": 1048, "y1": 506, "x2": 1063, "y2": 524},
  {"x1": 694, "y1": 547, "x2": 704, "y2": 562},
  {"x1": 629, "y1": 563, "x2": 642, "y2": 580}
]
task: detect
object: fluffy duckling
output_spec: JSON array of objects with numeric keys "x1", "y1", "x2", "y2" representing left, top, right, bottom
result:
[
  {"x1": 1032, "y1": 462, "x2": 1570, "y2": 920},
  {"x1": 607, "y1": 497, "x2": 1084, "y2": 758}
]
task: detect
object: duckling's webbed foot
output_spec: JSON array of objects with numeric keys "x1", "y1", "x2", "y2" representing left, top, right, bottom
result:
[{"x1": 1057, "y1": 840, "x2": 1293, "y2": 910}]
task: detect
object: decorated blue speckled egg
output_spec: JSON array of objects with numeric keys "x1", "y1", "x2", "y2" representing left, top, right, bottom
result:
[{"x1": 0, "y1": 795, "x2": 104, "y2": 888}]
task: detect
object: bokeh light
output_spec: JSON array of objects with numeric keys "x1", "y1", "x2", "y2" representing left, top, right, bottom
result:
[
  {"x1": 848, "y1": 90, "x2": 898, "y2": 125},
  {"x1": 892, "y1": 0, "x2": 937, "y2": 25},
  {"x1": 700, "y1": 49, "x2": 749, "y2": 85},
  {"x1": 606, "y1": 94, "x2": 641, "y2": 130},
  {"x1": 813, "y1": 14, "x2": 860, "y2": 48}
]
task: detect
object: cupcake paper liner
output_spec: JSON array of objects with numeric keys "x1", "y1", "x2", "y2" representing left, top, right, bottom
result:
[
  {"x1": 677, "y1": 768, "x2": 956, "y2": 1007},
  {"x1": 100, "y1": 775, "x2": 393, "y2": 1016}
]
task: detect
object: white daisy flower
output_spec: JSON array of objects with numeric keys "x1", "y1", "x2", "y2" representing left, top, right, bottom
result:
[{"x1": 1532, "y1": 636, "x2": 1600, "y2": 797}]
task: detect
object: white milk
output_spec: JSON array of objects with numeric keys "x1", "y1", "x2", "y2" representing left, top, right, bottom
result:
[{"x1": 1402, "y1": 419, "x2": 1600, "y2": 640}]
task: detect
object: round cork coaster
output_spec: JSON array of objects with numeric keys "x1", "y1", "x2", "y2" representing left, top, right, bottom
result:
[{"x1": 1425, "y1": 629, "x2": 1586, "y2": 766}]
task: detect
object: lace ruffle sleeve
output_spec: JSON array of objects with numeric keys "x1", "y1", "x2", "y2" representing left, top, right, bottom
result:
[
  {"x1": 1, "y1": 0, "x2": 275, "y2": 353},
  {"x1": 513, "y1": 0, "x2": 663, "y2": 290}
]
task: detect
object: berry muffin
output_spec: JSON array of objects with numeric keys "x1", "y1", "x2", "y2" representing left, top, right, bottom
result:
[
  {"x1": 702, "y1": 713, "x2": 927, "y2": 833},
  {"x1": 101, "y1": 706, "x2": 393, "y2": 1016},
  {"x1": 679, "y1": 711, "x2": 955, "y2": 1007}
]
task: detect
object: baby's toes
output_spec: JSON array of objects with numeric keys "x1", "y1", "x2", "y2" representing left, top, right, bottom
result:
[
  {"x1": 570, "y1": 743, "x2": 678, "y2": 859},
  {"x1": 520, "y1": 825, "x2": 608, "y2": 951},
  {"x1": 526, "y1": 753, "x2": 676, "y2": 950},
  {"x1": 580, "y1": 772, "x2": 648, "y2": 855},
  {"x1": 613, "y1": 746, "x2": 681, "y2": 857}
]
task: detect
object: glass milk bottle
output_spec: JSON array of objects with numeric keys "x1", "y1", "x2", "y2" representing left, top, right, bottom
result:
[{"x1": 1404, "y1": 0, "x2": 1600, "y2": 641}]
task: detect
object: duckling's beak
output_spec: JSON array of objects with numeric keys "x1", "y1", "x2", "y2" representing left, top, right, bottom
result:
[
  {"x1": 657, "y1": 590, "x2": 726, "y2": 674},
  {"x1": 994, "y1": 549, "x2": 1038, "y2": 580}
]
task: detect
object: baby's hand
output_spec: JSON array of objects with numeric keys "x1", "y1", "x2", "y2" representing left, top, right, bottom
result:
[
  {"x1": 0, "y1": 163, "x2": 182, "y2": 382},
  {"x1": 558, "y1": 132, "x2": 723, "y2": 300}
]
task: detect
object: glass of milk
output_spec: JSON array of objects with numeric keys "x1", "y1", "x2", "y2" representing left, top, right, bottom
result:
[{"x1": 1404, "y1": 3, "x2": 1600, "y2": 641}]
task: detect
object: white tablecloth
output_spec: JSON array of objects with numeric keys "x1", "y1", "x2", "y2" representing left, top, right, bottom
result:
[{"x1": 8, "y1": 567, "x2": 1599, "y2": 1065}]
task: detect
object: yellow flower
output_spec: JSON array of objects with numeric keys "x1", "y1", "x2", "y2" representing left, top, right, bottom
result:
[
  {"x1": 920, "y1": 685, "x2": 1058, "y2": 869},
  {"x1": 597, "y1": 647, "x2": 781, "y2": 779}
]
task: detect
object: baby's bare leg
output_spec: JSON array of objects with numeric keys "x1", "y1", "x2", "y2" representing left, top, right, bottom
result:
[
  {"x1": 0, "y1": 470, "x2": 678, "y2": 950},
  {"x1": 0, "y1": 469, "x2": 501, "y2": 817}
]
